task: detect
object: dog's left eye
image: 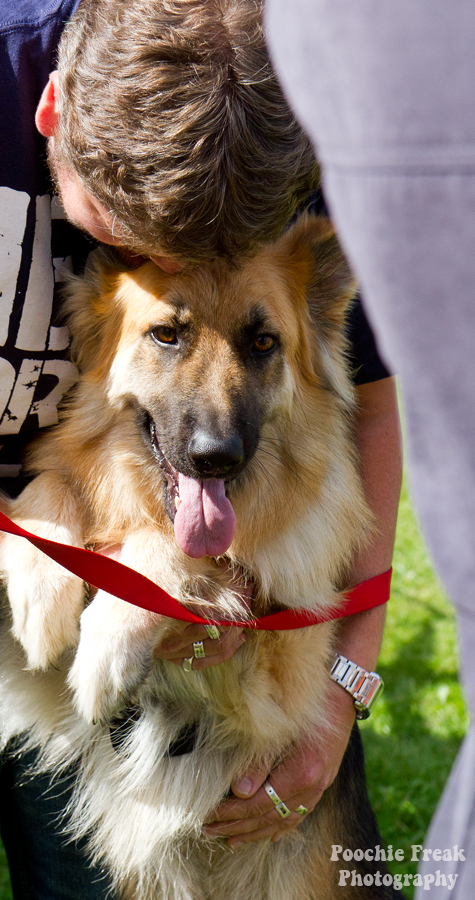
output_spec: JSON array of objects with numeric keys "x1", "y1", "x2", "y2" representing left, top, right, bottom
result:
[
  {"x1": 150, "y1": 326, "x2": 177, "y2": 345},
  {"x1": 253, "y1": 335, "x2": 277, "y2": 355}
]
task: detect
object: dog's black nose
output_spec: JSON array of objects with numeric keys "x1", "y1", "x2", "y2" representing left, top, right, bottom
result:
[{"x1": 188, "y1": 430, "x2": 244, "y2": 478}]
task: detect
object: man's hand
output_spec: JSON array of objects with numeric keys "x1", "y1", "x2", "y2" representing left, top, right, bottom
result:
[
  {"x1": 203, "y1": 683, "x2": 356, "y2": 848},
  {"x1": 97, "y1": 549, "x2": 251, "y2": 672},
  {"x1": 202, "y1": 598, "x2": 390, "y2": 848},
  {"x1": 153, "y1": 561, "x2": 252, "y2": 670},
  {"x1": 154, "y1": 622, "x2": 246, "y2": 670}
]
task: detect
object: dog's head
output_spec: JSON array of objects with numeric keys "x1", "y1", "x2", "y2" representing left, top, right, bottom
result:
[{"x1": 66, "y1": 217, "x2": 357, "y2": 560}]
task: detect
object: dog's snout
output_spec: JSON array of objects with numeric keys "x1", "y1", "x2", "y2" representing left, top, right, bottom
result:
[{"x1": 188, "y1": 429, "x2": 244, "y2": 478}]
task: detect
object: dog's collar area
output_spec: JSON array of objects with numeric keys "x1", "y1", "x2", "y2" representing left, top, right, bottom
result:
[{"x1": 0, "y1": 509, "x2": 392, "y2": 630}]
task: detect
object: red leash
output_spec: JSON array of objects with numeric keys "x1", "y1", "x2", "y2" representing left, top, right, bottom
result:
[{"x1": 0, "y1": 510, "x2": 391, "y2": 629}]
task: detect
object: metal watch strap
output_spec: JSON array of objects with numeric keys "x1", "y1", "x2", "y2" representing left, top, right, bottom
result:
[{"x1": 329, "y1": 654, "x2": 384, "y2": 719}]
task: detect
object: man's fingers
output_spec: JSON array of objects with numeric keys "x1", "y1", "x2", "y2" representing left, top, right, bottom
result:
[
  {"x1": 156, "y1": 625, "x2": 245, "y2": 660},
  {"x1": 205, "y1": 805, "x2": 296, "y2": 836},
  {"x1": 186, "y1": 633, "x2": 246, "y2": 670},
  {"x1": 231, "y1": 763, "x2": 271, "y2": 798},
  {"x1": 204, "y1": 742, "x2": 328, "y2": 847},
  {"x1": 205, "y1": 762, "x2": 273, "y2": 824},
  {"x1": 260, "y1": 736, "x2": 339, "y2": 809},
  {"x1": 205, "y1": 780, "x2": 295, "y2": 824},
  {"x1": 204, "y1": 801, "x2": 310, "y2": 846},
  {"x1": 158, "y1": 623, "x2": 221, "y2": 651},
  {"x1": 206, "y1": 782, "x2": 319, "y2": 827},
  {"x1": 207, "y1": 742, "x2": 329, "y2": 826}
]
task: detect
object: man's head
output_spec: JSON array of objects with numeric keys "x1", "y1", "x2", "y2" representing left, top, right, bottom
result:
[{"x1": 36, "y1": 0, "x2": 318, "y2": 265}]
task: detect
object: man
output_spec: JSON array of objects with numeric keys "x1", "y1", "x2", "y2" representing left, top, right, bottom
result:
[{"x1": 0, "y1": 1, "x2": 401, "y2": 896}]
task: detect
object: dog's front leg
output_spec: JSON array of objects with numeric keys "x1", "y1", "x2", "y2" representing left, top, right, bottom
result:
[
  {"x1": 67, "y1": 531, "x2": 177, "y2": 723},
  {"x1": 68, "y1": 589, "x2": 165, "y2": 723},
  {"x1": 0, "y1": 473, "x2": 85, "y2": 669}
]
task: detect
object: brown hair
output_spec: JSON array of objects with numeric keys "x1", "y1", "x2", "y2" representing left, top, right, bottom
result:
[{"x1": 54, "y1": 0, "x2": 318, "y2": 262}]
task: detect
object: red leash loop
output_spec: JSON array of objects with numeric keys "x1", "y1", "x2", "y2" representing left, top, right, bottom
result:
[{"x1": 0, "y1": 510, "x2": 391, "y2": 629}]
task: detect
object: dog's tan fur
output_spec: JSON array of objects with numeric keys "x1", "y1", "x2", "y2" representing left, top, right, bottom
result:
[{"x1": 0, "y1": 218, "x2": 394, "y2": 900}]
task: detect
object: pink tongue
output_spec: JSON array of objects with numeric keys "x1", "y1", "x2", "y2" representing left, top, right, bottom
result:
[{"x1": 174, "y1": 473, "x2": 236, "y2": 558}]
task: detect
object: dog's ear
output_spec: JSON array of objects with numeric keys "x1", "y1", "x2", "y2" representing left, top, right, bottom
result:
[
  {"x1": 273, "y1": 215, "x2": 356, "y2": 325},
  {"x1": 271, "y1": 216, "x2": 357, "y2": 401},
  {"x1": 62, "y1": 248, "x2": 127, "y2": 376}
]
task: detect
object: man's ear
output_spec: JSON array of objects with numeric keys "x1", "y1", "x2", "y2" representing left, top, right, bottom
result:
[{"x1": 35, "y1": 71, "x2": 61, "y2": 137}]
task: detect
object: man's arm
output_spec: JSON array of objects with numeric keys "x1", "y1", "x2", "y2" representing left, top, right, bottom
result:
[{"x1": 203, "y1": 376, "x2": 402, "y2": 847}]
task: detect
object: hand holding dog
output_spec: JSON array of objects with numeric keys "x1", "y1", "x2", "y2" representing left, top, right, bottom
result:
[
  {"x1": 92, "y1": 549, "x2": 249, "y2": 675},
  {"x1": 154, "y1": 563, "x2": 252, "y2": 669},
  {"x1": 155, "y1": 622, "x2": 247, "y2": 669},
  {"x1": 203, "y1": 601, "x2": 390, "y2": 846},
  {"x1": 203, "y1": 682, "x2": 356, "y2": 847}
]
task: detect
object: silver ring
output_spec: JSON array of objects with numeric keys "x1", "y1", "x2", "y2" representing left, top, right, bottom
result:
[
  {"x1": 204, "y1": 625, "x2": 220, "y2": 640},
  {"x1": 182, "y1": 657, "x2": 194, "y2": 672},
  {"x1": 193, "y1": 641, "x2": 206, "y2": 659},
  {"x1": 295, "y1": 805, "x2": 309, "y2": 815},
  {"x1": 264, "y1": 781, "x2": 291, "y2": 818}
]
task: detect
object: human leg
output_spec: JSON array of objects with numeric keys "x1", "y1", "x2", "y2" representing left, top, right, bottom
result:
[{"x1": 0, "y1": 744, "x2": 114, "y2": 900}]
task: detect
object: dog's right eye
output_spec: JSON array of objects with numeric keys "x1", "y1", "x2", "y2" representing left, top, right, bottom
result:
[{"x1": 150, "y1": 326, "x2": 177, "y2": 346}]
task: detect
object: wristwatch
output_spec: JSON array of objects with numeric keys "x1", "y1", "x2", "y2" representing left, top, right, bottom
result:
[{"x1": 329, "y1": 654, "x2": 384, "y2": 719}]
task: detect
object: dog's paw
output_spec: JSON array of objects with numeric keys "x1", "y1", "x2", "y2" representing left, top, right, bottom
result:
[
  {"x1": 3, "y1": 536, "x2": 85, "y2": 669},
  {"x1": 68, "y1": 590, "x2": 161, "y2": 723}
]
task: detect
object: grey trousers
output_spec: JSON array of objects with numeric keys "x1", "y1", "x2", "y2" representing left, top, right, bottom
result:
[{"x1": 266, "y1": 2, "x2": 475, "y2": 896}]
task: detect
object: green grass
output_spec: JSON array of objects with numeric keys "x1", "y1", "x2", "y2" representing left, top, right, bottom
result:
[
  {"x1": 0, "y1": 843, "x2": 11, "y2": 900},
  {"x1": 0, "y1": 478, "x2": 468, "y2": 899}
]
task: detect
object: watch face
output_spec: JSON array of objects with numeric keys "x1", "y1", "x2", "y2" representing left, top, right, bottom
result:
[{"x1": 356, "y1": 677, "x2": 384, "y2": 717}]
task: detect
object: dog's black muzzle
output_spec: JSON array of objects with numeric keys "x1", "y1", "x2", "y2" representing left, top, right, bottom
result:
[{"x1": 186, "y1": 428, "x2": 245, "y2": 479}]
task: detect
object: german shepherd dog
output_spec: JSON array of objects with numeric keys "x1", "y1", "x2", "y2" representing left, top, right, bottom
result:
[{"x1": 0, "y1": 218, "x2": 399, "y2": 900}]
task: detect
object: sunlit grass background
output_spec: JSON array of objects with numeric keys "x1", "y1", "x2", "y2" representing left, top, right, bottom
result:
[{"x1": 0, "y1": 477, "x2": 469, "y2": 899}]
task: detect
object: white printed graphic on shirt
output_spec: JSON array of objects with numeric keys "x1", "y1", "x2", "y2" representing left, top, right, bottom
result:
[
  {"x1": 50, "y1": 254, "x2": 74, "y2": 351},
  {"x1": 0, "y1": 358, "x2": 16, "y2": 420},
  {"x1": 16, "y1": 193, "x2": 55, "y2": 351},
  {"x1": 0, "y1": 187, "x2": 78, "y2": 437},
  {"x1": 0, "y1": 358, "x2": 77, "y2": 435},
  {"x1": 0, "y1": 186, "x2": 29, "y2": 345}
]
